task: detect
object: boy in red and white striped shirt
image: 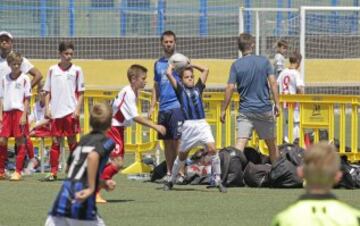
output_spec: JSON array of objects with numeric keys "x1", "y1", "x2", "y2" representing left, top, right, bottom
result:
[
  {"x1": 0, "y1": 51, "x2": 32, "y2": 180},
  {"x1": 43, "y1": 41, "x2": 85, "y2": 181}
]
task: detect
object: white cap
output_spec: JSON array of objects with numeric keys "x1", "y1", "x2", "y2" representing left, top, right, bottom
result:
[{"x1": 0, "y1": 31, "x2": 13, "y2": 39}]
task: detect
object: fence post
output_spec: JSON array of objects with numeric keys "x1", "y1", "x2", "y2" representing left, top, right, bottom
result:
[
  {"x1": 40, "y1": 0, "x2": 47, "y2": 37},
  {"x1": 69, "y1": 0, "x2": 75, "y2": 37},
  {"x1": 276, "y1": 0, "x2": 283, "y2": 36},
  {"x1": 157, "y1": 0, "x2": 165, "y2": 35},
  {"x1": 244, "y1": 0, "x2": 251, "y2": 33},
  {"x1": 120, "y1": 0, "x2": 127, "y2": 36},
  {"x1": 199, "y1": 0, "x2": 208, "y2": 36}
]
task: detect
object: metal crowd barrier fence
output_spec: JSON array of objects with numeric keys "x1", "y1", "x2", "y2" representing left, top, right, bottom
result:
[{"x1": 25, "y1": 90, "x2": 358, "y2": 175}]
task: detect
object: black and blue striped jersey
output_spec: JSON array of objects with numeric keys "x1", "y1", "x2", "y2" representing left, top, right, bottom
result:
[{"x1": 49, "y1": 131, "x2": 114, "y2": 220}]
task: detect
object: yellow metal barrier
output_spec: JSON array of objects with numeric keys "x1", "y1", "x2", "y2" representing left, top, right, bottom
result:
[
  {"x1": 81, "y1": 90, "x2": 360, "y2": 174},
  {"x1": 83, "y1": 89, "x2": 159, "y2": 174}
]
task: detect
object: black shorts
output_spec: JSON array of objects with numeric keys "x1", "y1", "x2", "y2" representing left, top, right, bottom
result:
[{"x1": 157, "y1": 108, "x2": 184, "y2": 140}]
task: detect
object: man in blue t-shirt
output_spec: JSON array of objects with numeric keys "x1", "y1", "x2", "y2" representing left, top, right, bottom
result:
[
  {"x1": 149, "y1": 31, "x2": 185, "y2": 179},
  {"x1": 220, "y1": 33, "x2": 280, "y2": 164}
]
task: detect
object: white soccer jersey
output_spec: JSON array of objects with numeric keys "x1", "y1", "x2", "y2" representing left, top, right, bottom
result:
[
  {"x1": 0, "y1": 73, "x2": 32, "y2": 111},
  {"x1": 43, "y1": 64, "x2": 85, "y2": 119},
  {"x1": 277, "y1": 68, "x2": 304, "y2": 95},
  {"x1": 0, "y1": 55, "x2": 34, "y2": 79},
  {"x1": 111, "y1": 85, "x2": 139, "y2": 127},
  {"x1": 274, "y1": 53, "x2": 286, "y2": 76}
]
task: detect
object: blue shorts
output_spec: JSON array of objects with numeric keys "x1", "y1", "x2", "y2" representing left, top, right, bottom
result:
[{"x1": 157, "y1": 108, "x2": 184, "y2": 140}]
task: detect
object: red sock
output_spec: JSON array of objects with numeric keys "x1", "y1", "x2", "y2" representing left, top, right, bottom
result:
[
  {"x1": 0, "y1": 145, "x2": 7, "y2": 174},
  {"x1": 100, "y1": 163, "x2": 119, "y2": 180},
  {"x1": 68, "y1": 142, "x2": 78, "y2": 153},
  {"x1": 26, "y1": 138, "x2": 34, "y2": 159},
  {"x1": 50, "y1": 143, "x2": 60, "y2": 175},
  {"x1": 15, "y1": 144, "x2": 26, "y2": 173}
]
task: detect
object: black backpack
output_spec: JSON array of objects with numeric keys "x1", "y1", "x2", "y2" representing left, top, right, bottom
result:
[
  {"x1": 270, "y1": 157, "x2": 303, "y2": 188},
  {"x1": 278, "y1": 143, "x2": 305, "y2": 167},
  {"x1": 150, "y1": 160, "x2": 167, "y2": 182},
  {"x1": 243, "y1": 147, "x2": 271, "y2": 165},
  {"x1": 219, "y1": 147, "x2": 246, "y2": 187},
  {"x1": 336, "y1": 156, "x2": 357, "y2": 189},
  {"x1": 243, "y1": 162, "x2": 272, "y2": 187}
]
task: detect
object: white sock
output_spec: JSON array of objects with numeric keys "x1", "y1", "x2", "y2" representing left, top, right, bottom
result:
[
  {"x1": 210, "y1": 154, "x2": 221, "y2": 184},
  {"x1": 170, "y1": 156, "x2": 184, "y2": 184}
]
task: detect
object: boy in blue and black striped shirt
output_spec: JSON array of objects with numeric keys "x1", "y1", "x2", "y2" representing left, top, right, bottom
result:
[
  {"x1": 163, "y1": 63, "x2": 226, "y2": 193},
  {"x1": 45, "y1": 103, "x2": 116, "y2": 226}
]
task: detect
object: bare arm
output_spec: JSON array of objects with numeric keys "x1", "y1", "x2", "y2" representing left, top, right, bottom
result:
[
  {"x1": 148, "y1": 82, "x2": 158, "y2": 118},
  {"x1": 44, "y1": 92, "x2": 51, "y2": 118},
  {"x1": 20, "y1": 98, "x2": 30, "y2": 125},
  {"x1": 268, "y1": 74, "x2": 280, "y2": 116},
  {"x1": 75, "y1": 151, "x2": 99, "y2": 202},
  {"x1": 166, "y1": 64, "x2": 177, "y2": 89},
  {"x1": 220, "y1": 83, "x2": 235, "y2": 123},
  {"x1": 134, "y1": 116, "x2": 166, "y2": 135},
  {"x1": 27, "y1": 67, "x2": 43, "y2": 88},
  {"x1": 74, "y1": 91, "x2": 84, "y2": 118},
  {"x1": 192, "y1": 64, "x2": 209, "y2": 84}
]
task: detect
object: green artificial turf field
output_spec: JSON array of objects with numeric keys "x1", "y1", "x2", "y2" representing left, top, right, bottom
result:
[{"x1": 1, "y1": 168, "x2": 360, "y2": 226}]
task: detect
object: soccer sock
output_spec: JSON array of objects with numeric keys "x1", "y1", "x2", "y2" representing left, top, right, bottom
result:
[
  {"x1": 0, "y1": 145, "x2": 7, "y2": 174},
  {"x1": 15, "y1": 144, "x2": 26, "y2": 173},
  {"x1": 26, "y1": 138, "x2": 34, "y2": 159},
  {"x1": 210, "y1": 153, "x2": 221, "y2": 184},
  {"x1": 50, "y1": 143, "x2": 60, "y2": 175},
  {"x1": 170, "y1": 156, "x2": 185, "y2": 184},
  {"x1": 100, "y1": 163, "x2": 119, "y2": 180}
]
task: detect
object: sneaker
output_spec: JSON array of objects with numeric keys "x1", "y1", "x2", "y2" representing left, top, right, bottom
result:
[
  {"x1": 163, "y1": 181, "x2": 173, "y2": 191},
  {"x1": 41, "y1": 173, "x2": 57, "y2": 182},
  {"x1": 10, "y1": 172, "x2": 22, "y2": 181},
  {"x1": 96, "y1": 193, "x2": 107, "y2": 204},
  {"x1": 217, "y1": 183, "x2": 227, "y2": 193},
  {"x1": 0, "y1": 172, "x2": 6, "y2": 180}
]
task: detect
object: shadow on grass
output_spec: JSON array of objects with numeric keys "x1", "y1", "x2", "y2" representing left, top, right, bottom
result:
[
  {"x1": 155, "y1": 186, "x2": 214, "y2": 192},
  {"x1": 106, "y1": 199, "x2": 135, "y2": 203}
]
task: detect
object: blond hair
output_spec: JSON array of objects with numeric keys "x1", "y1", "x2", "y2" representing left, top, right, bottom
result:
[
  {"x1": 90, "y1": 102, "x2": 112, "y2": 132},
  {"x1": 127, "y1": 64, "x2": 147, "y2": 82},
  {"x1": 304, "y1": 142, "x2": 340, "y2": 187},
  {"x1": 6, "y1": 51, "x2": 22, "y2": 64}
]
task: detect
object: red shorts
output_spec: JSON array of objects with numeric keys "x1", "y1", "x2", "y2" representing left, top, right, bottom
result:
[
  {"x1": 107, "y1": 126, "x2": 124, "y2": 159},
  {"x1": 51, "y1": 113, "x2": 80, "y2": 137},
  {"x1": 31, "y1": 125, "x2": 51, "y2": 137},
  {"x1": 0, "y1": 110, "x2": 29, "y2": 138}
]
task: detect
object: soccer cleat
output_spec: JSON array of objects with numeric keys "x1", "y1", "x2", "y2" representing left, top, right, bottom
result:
[
  {"x1": 10, "y1": 172, "x2": 22, "y2": 181},
  {"x1": 163, "y1": 181, "x2": 173, "y2": 191},
  {"x1": 217, "y1": 183, "x2": 227, "y2": 193},
  {"x1": 96, "y1": 193, "x2": 107, "y2": 203},
  {"x1": 41, "y1": 173, "x2": 57, "y2": 182}
]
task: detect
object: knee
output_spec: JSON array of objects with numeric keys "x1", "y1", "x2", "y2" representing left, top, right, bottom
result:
[
  {"x1": 0, "y1": 138, "x2": 6, "y2": 147},
  {"x1": 111, "y1": 157, "x2": 123, "y2": 170}
]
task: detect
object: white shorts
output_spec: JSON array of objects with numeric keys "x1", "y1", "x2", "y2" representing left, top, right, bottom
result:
[
  {"x1": 45, "y1": 215, "x2": 105, "y2": 226},
  {"x1": 179, "y1": 119, "x2": 215, "y2": 152}
]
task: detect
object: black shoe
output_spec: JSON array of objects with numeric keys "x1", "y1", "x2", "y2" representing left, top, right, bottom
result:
[
  {"x1": 217, "y1": 183, "x2": 227, "y2": 193},
  {"x1": 163, "y1": 181, "x2": 173, "y2": 191}
]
